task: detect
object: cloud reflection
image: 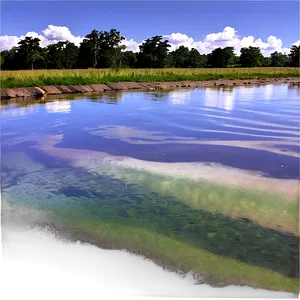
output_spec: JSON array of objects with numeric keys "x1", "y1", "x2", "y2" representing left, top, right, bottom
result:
[
  {"x1": 262, "y1": 85, "x2": 273, "y2": 100},
  {"x1": 168, "y1": 89, "x2": 193, "y2": 105},
  {"x1": 45, "y1": 101, "x2": 71, "y2": 114},
  {"x1": 1, "y1": 105, "x2": 39, "y2": 119},
  {"x1": 204, "y1": 88, "x2": 236, "y2": 111}
]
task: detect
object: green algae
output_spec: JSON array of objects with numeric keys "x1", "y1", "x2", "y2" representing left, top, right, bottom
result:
[
  {"x1": 97, "y1": 165, "x2": 299, "y2": 235},
  {"x1": 3, "y1": 161, "x2": 298, "y2": 278},
  {"x1": 2, "y1": 152, "x2": 299, "y2": 293}
]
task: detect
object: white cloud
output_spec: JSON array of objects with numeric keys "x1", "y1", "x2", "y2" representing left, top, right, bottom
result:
[
  {"x1": 204, "y1": 26, "x2": 236, "y2": 42},
  {"x1": 162, "y1": 27, "x2": 296, "y2": 56},
  {"x1": 0, "y1": 25, "x2": 83, "y2": 51},
  {"x1": 42, "y1": 25, "x2": 83, "y2": 46},
  {"x1": 162, "y1": 33, "x2": 195, "y2": 51},
  {"x1": 0, "y1": 35, "x2": 20, "y2": 51},
  {"x1": 292, "y1": 40, "x2": 300, "y2": 46},
  {"x1": 0, "y1": 25, "x2": 296, "y2": 57},
  {"x1": 121, "y1": 38, "x2": 140, "y2": 52}
]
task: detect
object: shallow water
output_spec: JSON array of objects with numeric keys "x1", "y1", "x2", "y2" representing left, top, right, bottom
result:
[{"x1": 1, "y1": 84, "x2": 299, "y2": 295}]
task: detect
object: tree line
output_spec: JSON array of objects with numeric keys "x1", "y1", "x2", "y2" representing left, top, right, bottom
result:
[{"x1": 1, "y1": 28, "x2": 299, "y2": 70}]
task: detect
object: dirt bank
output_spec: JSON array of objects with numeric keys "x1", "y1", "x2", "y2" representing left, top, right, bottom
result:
[{"x1": 1, "y1": 77, "x2": 299, "y2": 100}]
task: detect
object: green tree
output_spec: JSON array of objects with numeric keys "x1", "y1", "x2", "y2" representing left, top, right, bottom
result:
[
  {"x1": 16, "y1": 37, "x2": 45, "y2": 69},
  {"x1": 46, "y1": 42, "x2": 66, "y2": 69},
  {"x1": 137, "y1": 36, "x2": 171, "y2": 68},
  {"x1": 270, "y1": 51, "x2": 290, "y2": 67},
  {"x1": 288, "y1": 45, "x2": 300, "y2": 67},
  {"x1": 188, "y1": 49, "x2": 208, "y2": 67},
  {"x1": 78, "y1": 29, "x2": 100, "y2": 68},
  {"x1": 240, "y1": 46, "x2": 264, "y2": 67},
  {"x1": 122, "y1": 51, "x2": 137, "y2": 68},
  {"x1": 234, "y1": 55, "x2": 241, "y2": 67},
  {"x1": 0, "y1": 50, "x2": 10, "y2": 68},
  {"x1": 262, "y1": 56, "x2": 271, "y2": 67},
  {"x1": 1, "y1": 47, "x2": 20, "y2": 70},
  {"x1": 207, "y1": 47, "x2": 235, "y2": 68},
  {"x1": 98, "y1": 29, "x2": 125, "y2": 68},
  {"x1": 170, "y1": 46, "x2": 190, "y2": 67},
  {"x1": 46, "y1": 41, "x2": 78, "y2": 69},
  {"x1": 63, "y1": 42, "x2": 79, "y2": 69}
]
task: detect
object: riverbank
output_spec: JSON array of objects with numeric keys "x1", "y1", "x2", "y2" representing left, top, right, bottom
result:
[
  {"x1": 1, "y1": 76, "x2": 299, "y2": 100},
  {"x1": 1, "y1": 67, "x2": 299, "y2": 89}
]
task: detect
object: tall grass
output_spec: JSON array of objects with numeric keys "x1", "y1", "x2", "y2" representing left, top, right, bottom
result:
[{"x1": 1, "y1": 67, "x2": 299, "y2": 88}]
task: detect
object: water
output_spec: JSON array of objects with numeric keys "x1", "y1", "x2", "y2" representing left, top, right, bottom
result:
[{"x1": 1, "y1": 84, "x2": 299, "y2": 295}]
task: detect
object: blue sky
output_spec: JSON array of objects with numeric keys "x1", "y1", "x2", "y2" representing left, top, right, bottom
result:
[{"x1": 1, "y1": 1, "x2": 299, "y2": 54}]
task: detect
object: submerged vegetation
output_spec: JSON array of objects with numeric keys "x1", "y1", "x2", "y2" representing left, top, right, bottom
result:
[
  {"x1": 2, "y1": 147, "x2": 299, "y2": 293},
  {"x1": 0, "y1": 195, "x2": 298, "y2": 299},
  {"x1": 1, "y1": 67, "x2": 299, "y2": 88}
]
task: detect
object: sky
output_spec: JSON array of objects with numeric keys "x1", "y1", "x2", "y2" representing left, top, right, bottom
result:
[{"x1": 0, "y1": 0, "x2": 299, "y2": 55}]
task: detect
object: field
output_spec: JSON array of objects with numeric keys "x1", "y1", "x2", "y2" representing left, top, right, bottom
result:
[{"x1": 1, "y1": 67, "x2": 299, "y2": 89}]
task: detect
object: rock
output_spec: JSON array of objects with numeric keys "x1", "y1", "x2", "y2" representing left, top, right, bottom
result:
[
  {"x1": 89, "y1": 84, "x2": 112, "y2": 92},
  {"x1": 34, "y1": 87, "x2": 46, "y2": 97},
  {"x1": 15, "y1": 88, "x2": 32, "y2": 98},
  {"x1": 55, "y1": 85, "x2": 76, "y2": 93},
  {"x1": 69, "y1": 85, "x2": 94, "y2": 93},
  {"x1": 139, "y1": 82, "x2": 164, "y2": 89},
  {"x1": 79, "y1": 85, "x2": 94, "y2": 92},
  {"x1": 122, "y1": 82, "x2": 144, "y2": 90},
  {"x1": 105, "y1": 82, "x2": 128, "y2": 90},
  {"x1": 43, "y1": 86, "x2": 62, "y2": 95},
  {"x1": 5, "y1": 89, "x2": 17, "y2": 98}
]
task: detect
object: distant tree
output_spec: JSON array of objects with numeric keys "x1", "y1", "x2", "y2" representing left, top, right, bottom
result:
[
  {"x1": 187, "y1": 48, "x2": 200, "y2": 67},
  {"x1": 16, "y1": 37, "x2": 45, "y2": 69},
  {"x1": 98, "y1": 29, "x2": 125, "y2": 68},
  {"x1": 207, "y1": 47, "x2": 235, "y2": 68},
  {"x1": 170, "y1": 46, "x2": 190, "y2": 68},
  {"x1": 270, "y1": 51, "x2": 290, "y2": 67},
  {"x1": 0, "y1": 50, "x2": 9, "y2": 68},
  {"x1": 63, "y1": 42, "x2": 79, "y2": 69},
  {"x1": 137, "y1": 36, "x2": 171, "y2": 68},
  {"x1": 1, "y1": 47, "x2": 19, "y2": 70},
  {"x1": 122, "y1": 51, "x2": 137, "y2": 68},
  {"x1": 234, "y1": 55, "x2": 241, "y2": 67},
  {"x1": 262, "y1": 56, "x2": 271, "y2": 67},
  {"x1": 78, "y1": 29, "x2": 100, "y2": 68},
  {"x1": 289, "y1": 45, "x2": 300, "y2": 67},
  {"x1": 240, "y1": 46, "x2": 264, "y2": 67},
  {"x1": 47, "y1": 41, "x2": 79, "y2": 69},
  {"x1": 188, "y1": 49, "x2": 207, "y2": 67}
]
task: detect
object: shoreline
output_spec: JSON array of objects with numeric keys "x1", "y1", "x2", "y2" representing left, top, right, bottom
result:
[{"x1": 1, "y1": 77, "x2": 299, "y2": 100}]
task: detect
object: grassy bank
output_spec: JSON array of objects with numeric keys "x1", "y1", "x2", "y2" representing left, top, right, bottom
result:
[{"x1": 1, "y1": 67, "x2": 299, "y2": 88}]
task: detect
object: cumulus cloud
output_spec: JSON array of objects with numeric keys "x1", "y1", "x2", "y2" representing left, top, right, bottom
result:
[
  {"x1": 0, "y1": 25, "x2": 83, "y2": 51},
  {"x1": 292, "y1": 40, "x2": 300, "y2": 46},
  {"x1": 162, "y1": 27, "x2": 294, "y2": 56},
  {"x1": 0, "y1": 25, "x2": 296, "y2": 57},
  {"x1": 162, "y1": 33, "x2": 195, "y2": 51},
  {"x1": 121, "y1": 38, "x2": 141, "y2": 52}
]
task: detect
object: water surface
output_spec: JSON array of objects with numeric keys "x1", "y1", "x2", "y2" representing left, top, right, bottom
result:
[{"x1": 1, "y1": 84, "x2": 299, "y2": 294}]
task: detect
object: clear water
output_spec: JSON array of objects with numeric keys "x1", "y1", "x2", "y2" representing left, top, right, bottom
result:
[{"x1": 1, "y1": 84, "x2": 299, "y2": 293}]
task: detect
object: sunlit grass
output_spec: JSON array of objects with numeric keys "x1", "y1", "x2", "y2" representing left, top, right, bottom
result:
[{"x1": 1, "y1": 67, "x2": 299, "y2": 88}]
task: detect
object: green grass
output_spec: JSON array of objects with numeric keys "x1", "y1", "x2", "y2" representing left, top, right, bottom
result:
[{"x1": 1, "y1": 67, "x2": 299, "y2": 88}]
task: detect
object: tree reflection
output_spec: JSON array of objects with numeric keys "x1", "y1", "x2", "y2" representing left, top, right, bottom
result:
[
  {"x1": 85, "y1": 92, "x2": 124, "y2": 103},
  {"x1": 145, "y1": 91, "x2": 170, "y2": 102}
]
